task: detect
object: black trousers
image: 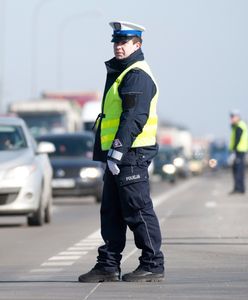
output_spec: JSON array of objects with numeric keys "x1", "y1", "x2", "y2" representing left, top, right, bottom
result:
[
  {"x1": 96, "y1": 165, "x2": 164, "y2": 273},
  {"x1": 233, "y1": 152, "x2": 246, "y2": 193}
]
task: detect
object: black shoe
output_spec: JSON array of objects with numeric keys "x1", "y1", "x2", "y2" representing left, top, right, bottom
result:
[
  {"x1": 78, "y1": 267, "x2": 120, "y2": 283},
  {"x1": 122, "y1": 266, "x2": 164, "y2": 282}
]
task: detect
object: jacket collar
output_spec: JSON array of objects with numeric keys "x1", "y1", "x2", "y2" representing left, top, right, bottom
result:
[{"x1": 105, "y1": 48, "x2": 144, "y2": 74}]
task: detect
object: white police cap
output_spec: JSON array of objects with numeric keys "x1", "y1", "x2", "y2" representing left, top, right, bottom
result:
[
  {"x1": 230, "y1": 109, "x2": 241, "y2": 117},
  {"x1": 109, "y1": 21, "x2": 145, "y2": 43}
]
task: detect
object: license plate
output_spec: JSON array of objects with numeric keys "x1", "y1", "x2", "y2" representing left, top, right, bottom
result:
[{"x1": 52, "y1": 179, "x2": 75, "y2": 188}]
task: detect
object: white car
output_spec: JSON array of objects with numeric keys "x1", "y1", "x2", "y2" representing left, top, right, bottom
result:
[{"x1": 0, "y1": 117, "x2": 54, "y2": 226}]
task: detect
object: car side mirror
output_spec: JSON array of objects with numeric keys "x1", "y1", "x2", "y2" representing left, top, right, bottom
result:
[{"x1": 36, "y1": 141, "x2": 55, "y2": 154}]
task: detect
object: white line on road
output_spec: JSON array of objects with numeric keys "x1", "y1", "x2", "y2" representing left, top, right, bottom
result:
[
  {"x1": 74, "y1": 244, "x2": 96, "y2": 249},
  {"x1": 41, "y1": 261, "x2": 75, "y2": 267},
  {"x1": 48, "y1": 255, "x2": 81, "y2": 261},
  {"x1": 82, "y1": 181, "x2": 196, "y2": 300},
  {"x1": 30, "y1": 268, "x2": 63, "y2": 273},
  {"x1": 153, "y1": 179, "x2": 198, "y2": 208},
  {"x1": 30, "y1": 178, "x2": 198, "y2": 277},
  {"x1": 78, "y1": 240, "x2": 101, "y2": 244},
  {"x1": 59, "y1": 251, "x2": 88, "y2": 255},
  {"x1": 205, "y1": 201, "x2": 217, "y2": 208},
  {"x1": 30, "y1": 229, "x2": 102, "y2": 274},
  {"x1": 67, "y1": 247, "x2": 90, "y2": 251}
]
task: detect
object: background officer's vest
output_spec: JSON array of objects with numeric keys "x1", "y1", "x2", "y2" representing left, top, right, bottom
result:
[
  {"x1": 100, "y1": 60, "x2": 158, "y2": 150},
  {"x1": 229, "y1": 120, "x2": 248, "y2": 152}
]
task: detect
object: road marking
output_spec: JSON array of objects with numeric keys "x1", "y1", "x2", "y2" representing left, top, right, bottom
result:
[
  {"x1": 83, "y1": 198, "x2": 177, "y2": 300},
  {"x1": 83, "y1": 283, "x2": 102, "y2": 300},
  {"x1": 59, "y1": 251, "x2": 88, "y2": 255},
  {"x1": 86, "y1": 229, "x2": 101, "y2": 239},
  {"x1": 41, "y1": 261, "x2": 74, "y2": 266},
  {"x1": 31, "y1": 179, "x2": 198, "y2": 276},
  {"x1": 30, "y1": 268, "x2": 63, "y2": 273},
  {"x1": 48, "y1": 255, "x2": 81, "y2": 260},
  {"x1": 67, "y1": 247, "x2": 90, "y2": 251},
  {"x1": 205, "y1": 201, "x2": 217, "y2": 208},
  {"x1": 153, "y1": 179, "x2": 199, "y2": 208},
  {"x1": 78, "y1": 240, "x2": 100, "y2": 244},
  {"x1": 74, "y1": 244, "x2": 96, "y2": 249},
  {"x1": 30, "y1": 229, "x2": 102, "y2": 274}
]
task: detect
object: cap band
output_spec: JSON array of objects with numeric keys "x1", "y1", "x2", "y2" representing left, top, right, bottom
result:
[{"x1": 113, "y1": 30, "x2": 142, "y2": 37}]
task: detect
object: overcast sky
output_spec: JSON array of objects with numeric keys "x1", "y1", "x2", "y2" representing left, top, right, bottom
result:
[{"x1": 1, "y1": 0, "x2": 248, "y2": 139}]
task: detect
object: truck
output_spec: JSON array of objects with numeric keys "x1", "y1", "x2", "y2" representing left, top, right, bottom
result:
[
  {"x1": 41, "y1": 91, "x2": 100, "y2": 108},
  {"x1": 41, "y1": 91, "x2": 102, "y2": 132},
  {"x1": 8, "y1": 99, "x2": 82, "y2": 138},
  {"x1": 81, "y1": 101, "x2": 102, "y2": 131}
]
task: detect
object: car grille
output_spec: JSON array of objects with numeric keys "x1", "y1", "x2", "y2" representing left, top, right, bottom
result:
[
  {"x1": 0, "y1": 190, "x2": 19, "y2": 205},
  {"x1": 53, "y1": 167, "x2": 79, "y2": 178}
]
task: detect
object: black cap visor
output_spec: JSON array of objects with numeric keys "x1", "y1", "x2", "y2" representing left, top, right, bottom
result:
[{"x1": 111, "y1": 35, "x2": 135, "y2": 43}]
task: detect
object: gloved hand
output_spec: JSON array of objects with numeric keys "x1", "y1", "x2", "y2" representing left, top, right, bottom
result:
[
  {"x1": 228, "y1": 152, "x2": 236, "y2": 165},
  {"x1": 107, "y1": 160, "x2": 120, "y2": 175}
]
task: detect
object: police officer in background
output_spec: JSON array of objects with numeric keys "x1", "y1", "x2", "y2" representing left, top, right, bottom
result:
[
  {"x1": 78, "y1": 21, "x2": 164, "y2": 282},
  {"x1": 229, "y1": 110, "x2": 248, "y2": 194}
]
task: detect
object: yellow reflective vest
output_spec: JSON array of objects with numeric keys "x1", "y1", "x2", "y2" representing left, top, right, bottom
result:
[
  {"x1": 100, "y1": 60, "x2": 158, "y2": 151},
  {"x1": 229, "y1": 120, "x2": 248, "y2": 152}
]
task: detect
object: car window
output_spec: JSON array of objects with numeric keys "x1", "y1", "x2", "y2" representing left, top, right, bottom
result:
[
  {"x1": 0, "y1": 125, "x2": 27, "y2": 150},
  {"x1": 19, "y1": 113, "x2": 66, "y2": 138},
  {"x1": 38, "y1": 136, "x2": 93, "y2": 157},
  {"x1": 155, "y1": 149, "x2": 174, "y2": 163}
]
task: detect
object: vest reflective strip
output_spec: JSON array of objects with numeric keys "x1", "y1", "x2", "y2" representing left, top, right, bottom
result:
[
  {"x1": 101, "y1": 119, "x2": 119, "y2": 129},
  {"x1": 101, "y1": 60, "x2": 158, "y2": 150}
]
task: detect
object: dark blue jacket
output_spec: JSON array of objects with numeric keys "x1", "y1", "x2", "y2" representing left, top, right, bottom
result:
[{"x1": 93, "y1": 48, "x2": 158, "y2": 166}]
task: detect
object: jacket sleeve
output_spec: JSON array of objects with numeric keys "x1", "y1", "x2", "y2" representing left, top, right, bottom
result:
[
  {"x1": 107, "y1": 68, "x2": 156, "y2": 163},
  {"x1": 233, "y1": 126, "x2": 243, "y2": 151}
]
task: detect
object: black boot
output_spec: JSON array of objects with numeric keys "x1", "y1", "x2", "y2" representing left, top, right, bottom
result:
[
  {"x1": 122, "y1": 266, "x2": 164, "y2": 282},
  {"x1": 78, "y1": 266, "x2": 120, "y2": 283}
]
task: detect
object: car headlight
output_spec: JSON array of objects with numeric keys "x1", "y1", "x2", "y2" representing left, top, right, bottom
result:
[
  {"x1": 4, "y1": 165, "x2": 36, "y2": 181},
  {"x1": 173, "y1": 157, "x2": 185, "y2": 168},
  {"x1": 189, "y1": 161, "x2": 201, "y2": 172},
  {"x1": 79, "y1": 167, "x2": 102, "y2": 179},
  {"x1": 209, "y1": 159, "x2": 218, "y2": 168},
  {"x1": 162, "y1": 164, "x2": 176, "y2": 175}
]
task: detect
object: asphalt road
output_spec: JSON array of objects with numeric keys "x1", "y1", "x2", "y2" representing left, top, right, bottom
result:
[{"x1": 0, "y1": 170, "x2": 248, "y2": 300}]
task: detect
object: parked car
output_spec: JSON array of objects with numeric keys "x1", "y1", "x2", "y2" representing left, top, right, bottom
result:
[
  {"x1": 153, "y1": 146, "x2": 177, "y2": 183},
  {"x1": 37, "y1": 132, "x2": 103, "y2": 203},
  {"x1": 0, "y1": 117, "x2": 54, "y2": 226}
]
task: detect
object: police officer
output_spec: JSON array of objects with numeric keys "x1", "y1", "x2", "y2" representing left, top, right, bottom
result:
[
  {"x1": 78, "y1": 21, "x2": 164, "y2": 282},
  {"x1": 229, "y1": 110, "x2": 248, "y2": 194}
]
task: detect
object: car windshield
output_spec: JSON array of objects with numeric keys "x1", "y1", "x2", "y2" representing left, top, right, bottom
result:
[
  {"x1": 0, "y1": 125, "x2": 27, "y2": 151},
  {"x1": 18, "y1": 113, "x2": 66, "y2": 138},
  {"x1": 38, "y1": 135, "x2": 94, "y2": 157},
  {"x1": 210, "y1": 144, "x2": 227, "y2": 153},
  {"x1": 155, "y1": 148, "x2": 174, "y2": 163}
]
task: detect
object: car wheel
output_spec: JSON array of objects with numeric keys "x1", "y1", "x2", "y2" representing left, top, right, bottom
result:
[
  {"x1": 27, "y1": 201, "x2": 44, "y2": 226},
  {"x1": 44, "y1": 187, "x2": 52, "y2": 223},
  {"x1": 44, "y1": 199, "x2": 52, "y2": 223},
  {"x1": 27, "y1": 186, "x2": 45, "y2": 226}
]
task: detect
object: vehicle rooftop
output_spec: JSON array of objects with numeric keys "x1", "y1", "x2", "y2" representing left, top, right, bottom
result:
[
  {"x1": 0, "y1": 116, "x2": 26, "y2": 126},
  {"x1": 37, "y1": 131, "x2": 94, "y2": 139}
]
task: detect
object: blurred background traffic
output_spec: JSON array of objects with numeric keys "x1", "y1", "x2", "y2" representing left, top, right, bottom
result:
[{"x1": 0, "y1": 0, "x2": 248, "y2": 226}]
